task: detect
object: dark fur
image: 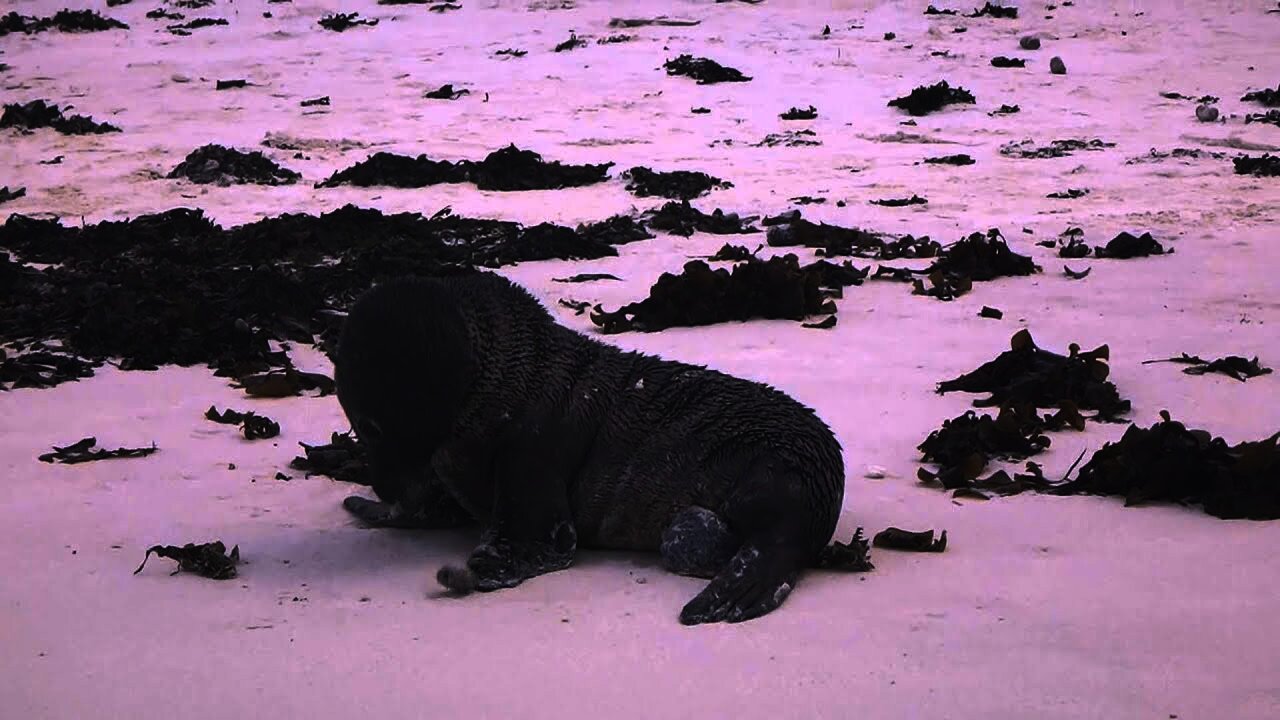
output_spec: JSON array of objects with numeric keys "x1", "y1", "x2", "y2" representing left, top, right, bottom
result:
[{"x1": 335, "y1": 272, "x2": 845, "y2": 624}]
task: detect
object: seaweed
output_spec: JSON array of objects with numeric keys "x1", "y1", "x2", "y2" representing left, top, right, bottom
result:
[
  {"x1": 553, "y1": 33, "x2": 586, "y2": 52},
  {"x1": 1053, "y1": 411, "x2": 1280, "y2": 520},
  {"x1": 622, "y1": 167, "x2": 731, "y2": 200},
  {"x1": 969, "y1": 2, "x2": 1017, "y2": 18},
  {"x1": 923, "y1": 154, "x2": 975, "y2": 166},
  {"x1": 937, "y1": 329, "x2": 1130, "y2": 421},
  {"x1": 751, "y1": 129, "x2": 821, "y2": 147},
  {"x1": 872, "y1": 528, "x2": 947, "y2": 552},
  {"x1": 134, "y1": 541, "x2": 240, "y2": 580},
  {"x1": 610, "y1": 17, "x2": 700, "y2": 28},
  {"x1": 423, "y1": 84, "x2": 469, "y2": 100},
  {"x1": 1125, "y1": 147, "x2": 1225, "y2": 164},
  {"x1": 990, "y1": 56, "x2": 1026, "y2": 68},
  {"x1": 146, "y1": 9, "x2": 183, "y2": 20},
  {"x1": 1046, "y1": 188, "x2": 1089, "y2": 199},
  {"x1": 589, "y1": 254, "x2": 860, "y2": 333},
  {"x1": 558, "y1": 299, "x2": 591, "y2": 315},
  {"x1": 1063, "y1": 265, "x2": 1091, "y2": 279},
  {"x1": 816, "y1": 528, "x2": 875, "y2": 571},
  {"x1": 870, "y1": 195, "x2": 927, "y2": 207},
  {"x1": 0, "y1": 10, "x2": 127, "y2": 36},
  {"x1": 168, "y1": 145, "x2": 301, "y2": 186},
  {"x1": 0, "y1": 100, "x2": 120, "y2": 135},
  {"x1": 1093, "y1": 231, "x2": 1168, "y2": 259},
  {"x1": 663, "y1": 55, "x2": 751, "y2": 84},
  {"x1": 215, "y1": 79, "x2": 248, "y2": 90},
  {"x1": 0, "y1": 186, "x2": 24, "y2": 204},
  {"x1": 1142, "y1": 354, "x2": 1271, "y2": 382},
  {"x1": 318, "y1": 13, "x2": 377, "y2": 31},
  {"x1": 552, "y1": 273, "x2": 622, "y2": 283},
  {"x1": 1233, "y1": 154, "x2": 1280, "y2": 177},
  {"x1": 168, "y1": 17, "x2": 228, "y2": 32},
  {"x1": 915, "y1": 228, "x2": 1039, "y2": 298},
  {"x1": 319, "y1": 145, "x2": 612, "y2": 191},
  {"x1": 1245, "y1": 110, "x2": 1280, "y2": 127},
  {"x1": 924, "y1": 5, "x2": 958, "y2": 15},
  {"x1": 989, "y1": 104, "x2": 1020, "y2": 116},
  {"x1": 1241, "y1": 85, "x2": 1280, "y2": 107},
  {"x1": 291, "y1": 432, "x2": 368, "y2": 484},
  {"x1": 576, "y1": 215, "x2": 653, "y2": 246},
  {"x1": 643, "y1": 201, "x2": 758, "y2": 237},
  {"x1": 1000, "y1": 138, "x2": 1115, "y2": 159},
  {"x1": 205, "y1": 406, "x2": 281, "y2": 440},
  {"x1": 300, "y1": 96, "x2": 330, "y2": 107},
  {"x1": 780, "y1": 105, "x2": 817, "y2": 120},
  {"x1": 706, "y1": 243, "x2": 756, "y2": 262},
  {"x1": 316, "y1": 152, "x2": 469, "y2": 188},
  {"x1": 887, "y1": 81, "x2": 976, "y2": 116},
  {"x1": 766, "y1": 216, "x2": 885, "y2": 258},
  {"x1": 494, "y1": 48, "x2": 527, "y2": 57},
  {"x1": 38, "y1": 437, "x2": 157, "y2": 464},
  {"x1": 917, "y1": 406, "x2": 1053, "y2": 489},
  {"x1": 0, "y1": 348, "x2": 96, "y2": 389},
  {"x1": 979, "y1": 306, "x2": 1003, "y2": 319}
]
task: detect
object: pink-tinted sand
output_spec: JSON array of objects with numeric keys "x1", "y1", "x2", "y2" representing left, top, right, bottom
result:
[{"x1": 2, "y1": 1, "x2": 1280, "y2": 718}]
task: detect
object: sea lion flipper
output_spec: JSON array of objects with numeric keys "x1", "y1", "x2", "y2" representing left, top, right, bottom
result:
[
  {"x1": 342, "y1": 493, "x2": 473, "y2": 529},
  {"x1": 447, "y1": 522, "x2": 577, "y2": 593},
  {"x1": 678, "y1": 542, "x2": 802, "y2": 625}
]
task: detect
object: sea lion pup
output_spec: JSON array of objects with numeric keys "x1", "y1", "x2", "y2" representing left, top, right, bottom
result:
[{"x1": 335, "y1": 272, "x2": 845, "y2": 624}]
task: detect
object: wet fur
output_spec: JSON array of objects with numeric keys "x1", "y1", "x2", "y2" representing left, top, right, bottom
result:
[{"x1": 335, "y1": 272, "x2": 846, "y2": 624}]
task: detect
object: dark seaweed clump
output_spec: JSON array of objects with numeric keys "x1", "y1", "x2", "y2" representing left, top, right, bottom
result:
[
  {"x1": 918, "y1": 406, "x2": 1058, "y2": 490},
  {"x1": 1093, "y1": 231, "x2": 1169, "y2": 258},
  {"x1": 1241, "y1": 85, "x2": 1280, "y2": 107},
  {"x1": 0, "y1": 205, "x2": 649, "y2": 391},
  {"x1": 888, "y1": 81, "x2": 976, "y2": 116},
  {"x1": 168, "y1": 17, "x2": 228, "y2": 34},
  {"x1": 970, "y1": 2, "x2": 1017, "y2": 18},
  {"x1": 663, "y1": 55, "x2": 751, "y2": 84},
  {"x1": 318, "y1": 13, "x2": 377, "y2": 31},
  {"x1": 134, "y1": 541, "x2": 240, "y2": 580},
  {"x1": 320, "y1": 145, "x2": 613, "y2": 191},
  {"x1": 924, "y1": 5, "x2": 958, "y2": 15},
  {"x1": 990, "y1": 56, "x2": 1026, "y2": 68},
  {"x1": 1, "y1": 100, "x2": 121, "y2": 135},
  {"x1": 168, "y1": 145, "x2": 302, "y2": 186},
  {"x1": 1053, "y1": 411, "x2": 1280, "y2": 520},
  {"x1": 872, "y1": 528, "x2": 947, "y2": 552},
  {"x1": 38, "y1": 437, "x2": 157, "y2": 464},
  {"x1": 291, "y1": 432, "x2": 368, "y2": 484},
  {"x1": 780, "y1": 106, "x2": 818, "y2": 120},
  {"x1": 1245, "y1": 110, "x2": 1280, "y2": 127},
  {"x1": 205, "y1": 406, "x2": 281, "y2": 440},
  {"x1": 423, "y1": 84, "x2": 469, "y2": 100},
  {"x1": 643, "y1": 201, "x2": 758, "y2": 237},
  {"x1": 1000, "y1": 138, "x2": 1115, "y2": 158},
  {"x1": 911, "y1": 228, "x2": 1040, "y2": 300},
  {"x1": 1233, "y1": 154, "x2": 1280, "y2": 177},
  {"x1": 553, "y1": 34, "x2": 586, "y2": 52},
  {"x1": 589, "y1": 254, "x2": 867, "y2": 333},
  {"x1": 871, "y1": 195, "x2": 928, "y2": 207},
  {"x1": 0, "y1": 186, "x2": 24, "y2": 204},
  {"x1": 766, "y1": 214, "x2": 938, "y2": 260},
  {"x1": 923, "y1": 154, "x2": 975, "y2": 166},
  {"x1": 0, "y1": 10, "x2": 128, "y2": 36},
  {"x1": 622, "y1": 167, "x2": 732, "y2": 200},
  {"x1": 1142, "y1": 353, "x2": 1271, "y2": 382},
  {"x1": 816, "y1": 528, "x2": 875, "y2": 571}
]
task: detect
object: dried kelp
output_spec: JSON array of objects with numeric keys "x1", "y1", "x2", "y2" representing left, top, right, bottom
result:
[
  {"x1": 1093, "y1": 231, "x2": 1168, "y2": 259},
  {"x1": 663, "y1": 55, "x2": 751, "y2": 84},
  {"x1": 1245, "y1": 110, "x2": 1280, "y2": 127},
  {"x1": 1053, "y1": 411, "x2": 1280, "y2": 520},
  {"x1": 423, "y1": 84, "x2": 469, "y2": 100},
  {"x1": 168, "y1": 17, "x2": 227, "y2": 32},
  {"x1": 910, "y1": 228, "x2": 1039, "y2": 300},
  {"x1": 751, "y1": 129, "x2": 821, "y2": 147},
  {"x1": 301, "y1": 96, "x2": 330, "y2": 107},
  {"x1": 215, "y1": 79, "x2": 248, "y2": 90},
  {"x1": 0, "y1": 348, "x2": 96, "y2": 389},
  {"x1": 780, "y1": 106, "x2": 818, "y2": 120},
  {"x1": 989, "y1": 104, "x2": 1021, "y2": 116},
  {"x1": 888, "y1": 81, "x2": 976, "y2": 116},
  {"x1": 766, "y1": 215, "x2": 934, "y2": 260},
  {"x1": 168, "y1": 145, "x2": 301, "y2": 186},
  {"x1": 134, "y1": 541, "x2": 240, "y2": 579},
  {"x1": 816, "y1": 528, "x2": 875, "y2": 571},
  {"x1": 316, "y1": 152, "x2": 470, "y2": 188},
  {"x1": 0, "y1": 99, "x2": 121, "y2": 135},
  {"x1": 643, "y1": 201, "x2": 758, "y2": 237},
  {"x1": 1142, "y1": 354, "x2": 1272, "y2": 382},
  {"x1": 318, "y1": 13, "x2": 377, "y2": 31},
  {"x1": 937, "y1": 329, "x2": 1130, "y2": 421},
  {"x1": 1125, "y1": 147, "x2": 1225, "y2": 164},
  {"x1": 318, "y1": 145, "x2": 612, "y2": 191},
  {"x1": 609, "y1": 17, "x2": 700, "y2": 28},
  {"x1": 0, "y1": 186, "x2": 24, "y2": 204},
  {"x1": 1233, "y1": 154, "x2": 1280, "y2": 177},
  {"x1": 291, "y1": 432, "x2": 368, "y2": 484},
  {"x1": 553, "y1": 34, "x2": 586, "y2": 52},
  {"x1": 1241, "y1": 85, "x2": 1280, "y2": 107},
  {"x1": 1000, "y1": 138, "x2": 1115, "y2": 159},
  {"x1": 872, "y1": 528, "x2": 947, "y2": 552},
  {"x1": 623, "y1": 167, "x2": 732, "y2": 200},
  {"x1": 706, "y1": 244, "x2": 756, "y2": 262},
  {"x1": 990, "y1": 56, "x2": 1026, "y2": 68},
  {"x1": 923, "y1": 154, "x2": 975, "y2": 166},
  {"x1": 205, "y1": 406, "x2": 281, "y2": 440},
  {"x1": 576, "y1": 215, "x2": 653, "y2": 246},
  {"x1": 1047, "y1": 188, "x2": 1089, "y2": 199},
  {"x1": 0, "y1": 9, "x2": 127, "y2": 36},
  {"x1": 970, "y1": 2, "x2": 1017, "y2": 18},
  {"x1": 590, "y1": 255, "x2": 855, "y2": 333},
  {"x1": 553, "y1": 273, "x2": 622, "y2": 283},
  {"x1": 918, "y1": 406, "x2": 1053, "y2": 489},
  {"x1": 924, "y1": 5, "x2": 958, "y2": 15},
  {"x1": 494, "y1": 48, "x2": 527, "y2": 57},
  {"x1": 1063, "y1": 265, "x2": 1091, "y2": 279},
  {"x1": 871, "y1": 195, "x2": 928, "y2": 207},
  {"x1": 38, "y1": 437, "x2": 157, "y2": 464}
]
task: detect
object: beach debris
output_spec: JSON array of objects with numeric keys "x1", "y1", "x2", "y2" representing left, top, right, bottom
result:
[
  {"x1": 780, "y1": 105, "x2": 818, "y2": 120},
  {"x1": 134, "y1": 541, "x2": 240, "y2": 580},
  {"x1": 918, "y1": 406, "x2": 1055, "y2": 489},
  {"x1": 622, "y1": 167, "x2": 732, "y2": 200},
  {"x1": 663, "y1": 55, "x2": 751, "y2": 84},
  {"x1": 1093, "y1": 231, "x2": 1169, "y2": 259},
  {"x1": 1125, "y1": 147, "x2": 1226, "y2": 164},
  {"x1": 301, "y1": 96, "x2": 330, "y2": 107},
  {"x1": 1234, "y1": 154, "x2": 1280, "y2": 177},
  {"x1": 989, "y1": 104, "x2": 1020, "y2": 116},
  {"x1": 205, "y1": 406, "x2": 281, "y2": 440},
  {"x1": 424, "y1": 84, "x2": 469, "y2": 100},
  {"x1": 1020, "y1": 36, "x2": 1041, "y2": 50},
  {"x1": 924, "y1": 5, "x2": 958, "y2": 15},
  {"x1": 979, "y1": 306, "x2": 1003, "y2": 319},
  {"x1": 0, "y1": 348, "x2": 96, "y2": 389},
  {"x1": 643, "y1": 201, "x2": 758, "y2": 237},
  {"x1": 168, "y1": 145, "x2": 301, "y2": 185},
  {"x1": 910, "y1": 228, "x2": 1039, "y2": 300},
  {"x1": 167, "y1": 17, "x2": 227, "y2": 33},
  {"x1": 1241, "y1": 85, "x2": 1280, "y2": 107},
  {"x1": 291, "y1": 432, "x2": 368, "y2": 484},
  {"x1": 872, "y1": 528, "x2": 947, "y2": 552},
  {"x1": 553, "y1": 33, "x2": 586, "y2": 52},
  {"x1": 999, "y1": 138, "x2": 1114, "y2": 159},
  {"x1": 705, "y1": 244, "x2": 756, "y2": 262},
  {"x1": 559, "y1": 299, "x2": 591, "y2": 315},
  {"x1": 1063, "y1": 265, "x2": 1091, "y2": 279},
  {"x1": 494, "y1": 48, "x2": 527, "y2": 57},
  {"x1": 1053, "y1": 411, "x2": 1280, "y2": 520},
  {"x1": 235, "y1": 364, "x2": 335, "y2": 398},
  {"x1": 991, "y1": 56, "x2": 1026, "y2": 68},
  {"x1": 923, "y1": 154, "x2": 975, "y2": 166},
  {"x1": 767, "y1": 215, "x2": 937, "y2": 260},
  {"x1": 553, "y1": 273, "x2": 622, "y2": 283},
  {"x1": 1142, "y1": 354, "x2": 1271, "y2": 382},
  {"x1": 816, "y1": 528, "x2": 875, "y2": 571},
  {"x1": 888, "y1": 81, "x2": 976, "y2": 116},
  {"x1": 0, "y1": 99, "x2": 120, "y2": 135},
  {"x1": 751, "y1": 129, "x2": 821, "y2": 147},
  {"x1": 38, "y1": 437, "x2": 157, "y2": 464},
  {"x1": 1047, "y1": 188, "x2": 1090, "y2": 199},
  {"x1": 0, "y1": 9, "x2": 127, "y2": 36},
  {"x1": 319, "y1": 145, "x2": 612, "y2": 190},
  {"x1": 577, "y1": 215, "x2": 653, "y2": 246},
  {"x1": 0, "y1": 186, "x2": 24, "y2": 204},
  {"x1": 608, "y1": 17, "x2": 700, "y2": 28},
  {"x1": 1245, "y1": 110, "x2": 1280, "y2": 127},
  {"x1": 215, "y1": 79, "x2": 248, "y2": 90},
  {"x1": 317, "y1": 152, "x2": 470, "y2": 187},
  {"x1": 318, "y1": 13, "x2": 377, "y2": 31},
  {"x1": 871, "y1": 195, "x2": 928, "y2": 207},
  {"x1": 970, "y1": 2, "x2": 1016, "y2": 18},
  {"x1": 1195, "y1": 104, "x2": 1220, "y2": 122}
]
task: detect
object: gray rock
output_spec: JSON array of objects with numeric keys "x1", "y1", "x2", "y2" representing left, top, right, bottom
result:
[
  {"x1": 1020, "y1": 36, "x2": 1041, "y2": 50},
  {"x1": 1049, "y1": 56, "x2": 1066, "y2": 74},
  {"x1": 1196, "y1": 104, "x2": 1219, "y2": 122}
]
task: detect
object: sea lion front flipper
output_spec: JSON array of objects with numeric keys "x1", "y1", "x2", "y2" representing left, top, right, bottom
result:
[
  {"x1": 678, "y1": 541, "x2": 803, "y2": 625},
  {"x1": 343, "y1": 482, "x2": 475, "y2": 530}
]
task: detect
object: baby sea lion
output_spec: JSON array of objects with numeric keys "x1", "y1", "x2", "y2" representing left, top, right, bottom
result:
[{"x1": 335, "y1": 272, "x2": 846, "y2": 624}]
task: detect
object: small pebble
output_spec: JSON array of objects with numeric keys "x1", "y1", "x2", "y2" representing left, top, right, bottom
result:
[
  {"x1": 1049, "y1": 56, "x2": 1067, "y2": 74},
  {"x1": 1195, "y1": 104, "x2": 1219, "y2": 122},
  {"x1": 171, "y1": 74, "x2": 191, "y2": 83},
  {"x1": 1020, "y1": 36, "x2": 1041, "y2": 50},
  {"x1": 864, "y1": 465, "x2": 887, "y2": 479}
]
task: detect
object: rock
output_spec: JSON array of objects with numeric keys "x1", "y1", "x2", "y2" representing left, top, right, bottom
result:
[
  {"x1": 883, "y1": 31, "x2": 896, "y2": 40},
  {"x1": 1195, "y1": 104, "x2": 1219, "y2": 122},
  {"x1": 1020, "y1": 36, "x2": 1041, "y2": 50},
  {"x1": 1049, "y1": 56, "x2": 1066, "y2": 74}
]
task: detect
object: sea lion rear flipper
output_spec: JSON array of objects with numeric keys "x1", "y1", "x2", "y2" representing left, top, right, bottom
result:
[{"x1": 678, "y1": 541, "x2": 803, "y2": 625}]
